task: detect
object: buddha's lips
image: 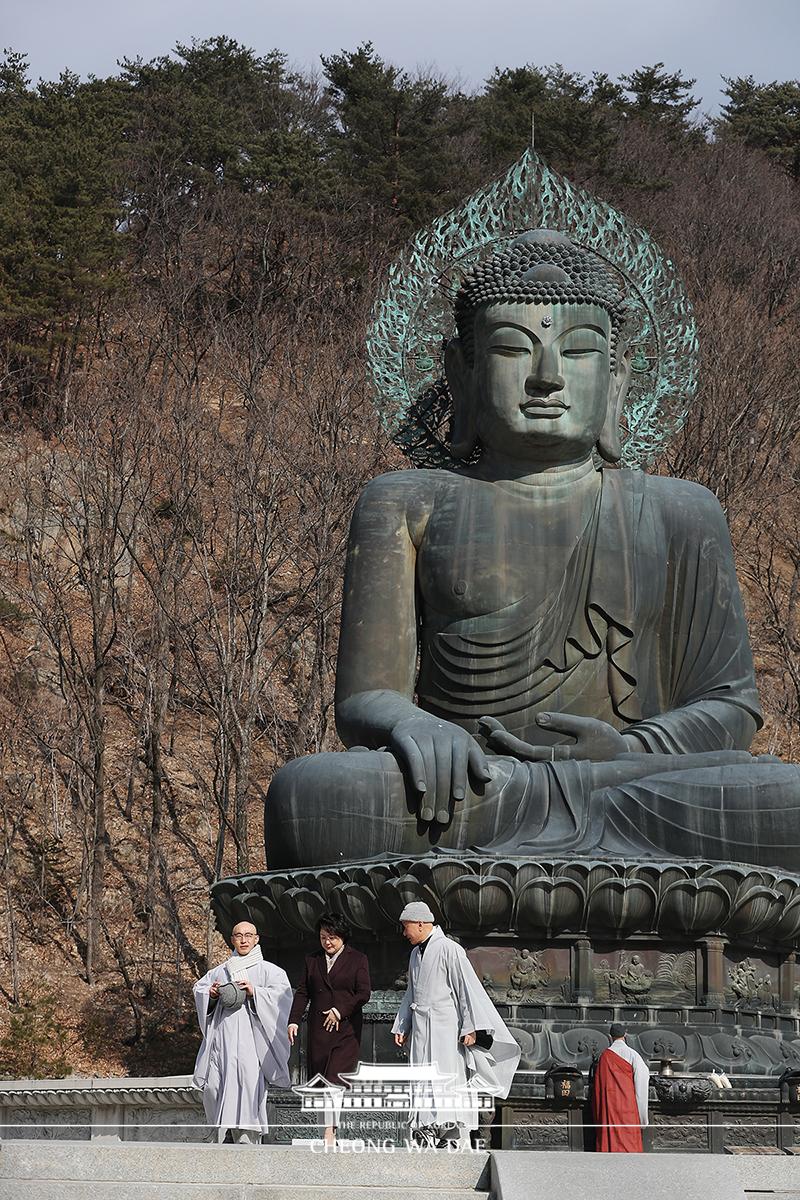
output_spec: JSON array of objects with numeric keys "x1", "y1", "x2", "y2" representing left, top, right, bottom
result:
[{"x1": 520, "y1": 397, "x2": 568, "y2": 415}]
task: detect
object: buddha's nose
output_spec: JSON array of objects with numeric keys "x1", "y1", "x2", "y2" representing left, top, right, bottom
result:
[{"x1": 526, "y1": 344, "x2": 564, "y2": 394}]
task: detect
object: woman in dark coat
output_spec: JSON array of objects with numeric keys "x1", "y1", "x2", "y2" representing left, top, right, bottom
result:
[{"x1": 288, "y1": 911, "x2": 371, "y2": 1145}]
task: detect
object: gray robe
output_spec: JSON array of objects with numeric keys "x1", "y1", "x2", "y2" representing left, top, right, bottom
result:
[
  {"x1": 193, "y1": 958, "x2": 292, "y2": 1134},
  {"x1": 392, "y1": 926, "x2": 521, "y2": 1130}
]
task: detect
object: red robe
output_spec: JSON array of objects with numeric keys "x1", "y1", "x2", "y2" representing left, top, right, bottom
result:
[{"x1": 592, "y1": 1048, "x2": 643, "y2": 1152}]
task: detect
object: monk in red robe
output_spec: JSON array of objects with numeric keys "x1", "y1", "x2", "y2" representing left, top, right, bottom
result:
[{"x1": 591, "y1": 1023, "x2": 650, "y2": 1152}]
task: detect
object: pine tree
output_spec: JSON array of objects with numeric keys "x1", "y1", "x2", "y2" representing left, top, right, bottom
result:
[
  {"x1": 0, "y1": 53, "x2": 128, "y2": 411},
  {"x1": 321, "y1": 42, "x2": 465, "y2": 227},
  {"x1": 120, "y1": 37, "x2": 329, "y2": 210},
  {"x1": 719, "y1": 76, "x2": 800, "y2": 179},
  {"x1": 619, "y1": 63, "x2": 702, "y2": 136},
  {"x1": 476, "y1": 64, "x2": 621, "y2": 175},
  {"x1": 0, "y1": 987, "x2": 72, "y2": 1078}
]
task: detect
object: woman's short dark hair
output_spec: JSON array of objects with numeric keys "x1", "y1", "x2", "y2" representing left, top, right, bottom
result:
[{"x1": 317, "y1": 911, "x2": 351, "y2": 942}]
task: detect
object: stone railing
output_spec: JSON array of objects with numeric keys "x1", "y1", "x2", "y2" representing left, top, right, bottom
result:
[{"x1": 0, "y1": 1076, "x2": 207, "y2": 1143}]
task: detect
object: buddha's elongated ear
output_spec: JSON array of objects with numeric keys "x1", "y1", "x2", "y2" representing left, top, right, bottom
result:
[
  {"x1": 445, "y1": 337, "x2": 478, "y2": 460},
  {"x1": 597, "y1": 339, "x2": 632, "y2": 465}
]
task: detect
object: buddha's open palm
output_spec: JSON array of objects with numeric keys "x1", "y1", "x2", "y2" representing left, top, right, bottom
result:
[
  {"x1": 479, "y1": 712, "x2": 627, "y2": 762},
  {"x1": 389, "y1": 714, "x2": 492, "y2": 825}
]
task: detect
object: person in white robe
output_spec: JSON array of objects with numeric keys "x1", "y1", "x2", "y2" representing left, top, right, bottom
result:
[
  {"x1": 392, "y1": 902, "x2": 521, "y2": 1147},
  {"x1": 193, "y1": 920, "x2": 292, "y2": 1143}
]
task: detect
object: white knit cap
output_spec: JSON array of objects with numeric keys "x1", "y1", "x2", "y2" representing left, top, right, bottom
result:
[{"x1": 399, "y1": 901, "x2": 436, "y2": 923}]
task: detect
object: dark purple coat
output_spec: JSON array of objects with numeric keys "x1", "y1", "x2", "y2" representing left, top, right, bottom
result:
[{"x1": 289, "y1": 946, "x2": 371, "y2": 1085}]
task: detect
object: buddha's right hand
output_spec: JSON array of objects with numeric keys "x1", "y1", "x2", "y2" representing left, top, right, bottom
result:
[
  {"x1": 479, "y1": 713, "x2": 627, "y2": 761},
  {"x1": 388, "y1": 715, "x2": 491, "y2": 825}
]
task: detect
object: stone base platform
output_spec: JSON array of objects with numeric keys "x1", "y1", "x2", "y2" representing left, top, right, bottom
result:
[
  {"x1": 211, "y1": 856, "x2": 800, "y2": 953},
  {"x1": 211, "y1": 857, "x2": 800, "y2": 1038},
  {"x1": 0, "y1": 1141, "x2": 491, "y2": 1200},
  {"x1": 203, "y1": 854, "x2": 800, "y2": 1163},
  {"x1": 492, "y1": 1149, "x2": 754, "y2": 1198},
  {"x1": 2, "y1": 1142, "x2": 799, "y2": 1199}
]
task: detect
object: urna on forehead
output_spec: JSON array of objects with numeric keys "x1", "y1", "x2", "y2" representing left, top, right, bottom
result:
[{"x1": 454, "y1": 229, "x2": 626, "y2": 329}]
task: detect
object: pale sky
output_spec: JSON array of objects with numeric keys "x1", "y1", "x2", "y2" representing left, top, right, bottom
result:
[{"x1": 4, "y1": 0, "x2": 799, "y2": 113}]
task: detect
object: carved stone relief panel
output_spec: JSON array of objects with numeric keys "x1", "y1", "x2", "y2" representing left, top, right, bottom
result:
[
  {"x1": 125, "y1": 1105, "x2": 207, "y2": 1142},
  {"x1": 724, "y1": 952, "x2": 779, "y2": 1009},
  {"x1": 467, "y1": 945, "x2": 570, "y2": 1004},
  {"x1": 649, "y1": 1110, "x2": 710, "y2": 1151},
  {"x1": 504, "y1": 1110, "x2": 570, "y2": 1150},
  {"x1": 2, "y1": 1107, "x2": 92, "y2": 1140},
  {"x1": 339, "y1": 1110, "x2": 407, "y2": 1145},
  {"x1": 592, "y1": 945, "x2": 695, "y2": 1004},
  {"x1": 725, "y1": 1113, "x2": 779, "y2": 1148},
  {"x1": 267, "y1": 1095, "x2": 320, "y2": 1145}
]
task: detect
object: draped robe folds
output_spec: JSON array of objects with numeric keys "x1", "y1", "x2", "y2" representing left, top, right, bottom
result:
[
  {"x1": 592, "y1": 1040, "x2": 650, "y2": 1153},
  {"x1": 267, "y1": 465, "x2": 800, "y2": 870},
  {"x1": 193, "y1": 957, "x2": 292, "y2": 1135},
  {"x1": 471, "y1": 472, "x2": 800, "y2": 864},
  {"x1": 392, "y1": 927, "x2": 521, "y2": 1132},
  {"x1": 417, "y1": 467, "x2": 763, "y2": 748}
]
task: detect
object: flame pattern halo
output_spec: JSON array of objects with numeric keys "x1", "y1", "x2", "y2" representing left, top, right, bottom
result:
[{"x1": 367, "y1": 149, "x2": 698, "y2": 470}]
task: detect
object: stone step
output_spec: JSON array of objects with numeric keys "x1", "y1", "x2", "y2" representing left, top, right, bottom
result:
[
  {"x1": 5, "y1": 1185, "x2": 486, "y2": 1200},
  {"x1": 733, "y1": 1152, "x2": 800, "y2": 1195},
  {"x1": 492, "y1": 1149, "x2": 747, "y2": 1199},
  {"x1": 0, "y1": 1142, "x2": 491, "y2": 1195}
]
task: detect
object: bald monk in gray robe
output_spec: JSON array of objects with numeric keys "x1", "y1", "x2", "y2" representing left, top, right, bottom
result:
[{"x1": 193, "y1": 922, "x2": 292, "y2": 1142}]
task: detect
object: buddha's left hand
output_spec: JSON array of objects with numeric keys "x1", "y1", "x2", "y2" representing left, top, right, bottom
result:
[{"x1": 479, "y1": 713, "x2": 627, "y2": 761}]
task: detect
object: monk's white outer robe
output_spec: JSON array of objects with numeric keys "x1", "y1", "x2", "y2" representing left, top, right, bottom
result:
[
  {"x1": 392, "y1": 926, "x2": 521, "y2": 1131},
  {"x1": 609, "y1": 1036, "x2": 650, "y2": 1125},
  {"x1": 193, "y1": 956, "x2": 292, "y2": 1135}
]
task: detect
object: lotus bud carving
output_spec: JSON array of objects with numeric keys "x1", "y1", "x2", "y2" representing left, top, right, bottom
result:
[
  {"x1": 587, "y1": 878, "x2": 657, "y2": 936},
  {"x1": 276, "y1": 887, "x2": 326, "y2": 933},
  {"x1": 515, "y1": 878, "x2": 586, "y2": 936},
  {"x1": 331, "y1": 882, "x2": 393, "y2": 933},
  {"x1": 557, "y1": 862, "x2": 619, "y2": 893},
  {"x1": 315, "y1": 869, "x2": 346, "y2": 901},
  {"x1": 698, "y1": 866, "x2": 765, "y2": 903},
  {"x1": 428, "y1": 860, "x2": 476, "y2": 896},
  {"x1": 727, "y1": 886, "x2": 785, "y2": 938},
  {"x1": 441, "y1": 875, "x2": 514, "y2": 932},
  {"x1": 407, "y1": 861, "x2": 436, "y2": 889},
  {"x1": 658, "y1": 878, "x2": 730, "y2": 937},
  {"x1": 770, "y1": 897, "x2": 800, "y2": 943},
  {"x1": 625, "y1": 864, "x2": 690, "y2": 898},
  {"x1": 235, "y1": 892, "x2": 277, "y2": 931},
  {"x1": 487, "y1": 861, "x2": 519, "y2": 886},
  {"x1": 377, "y1": 876, "x2": 441, "y2": 923},
  {"x1": 513, "y1": 863, "x2": 551, "y2": 890}
]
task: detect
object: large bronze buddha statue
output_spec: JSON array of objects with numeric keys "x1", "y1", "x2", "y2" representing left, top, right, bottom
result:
[{"x1": 266, "y1": 229, "x2": 800, "y2": 871}]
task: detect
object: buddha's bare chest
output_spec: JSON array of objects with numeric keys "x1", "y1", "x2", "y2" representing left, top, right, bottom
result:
[{"x1": 416, "y1": 489, "x2": 589, "y2": 620}]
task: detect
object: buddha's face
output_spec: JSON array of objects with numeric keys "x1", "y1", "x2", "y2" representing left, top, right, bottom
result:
[{"x1": 472, "y1": 301, "x2": 613, "y2": 464}]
